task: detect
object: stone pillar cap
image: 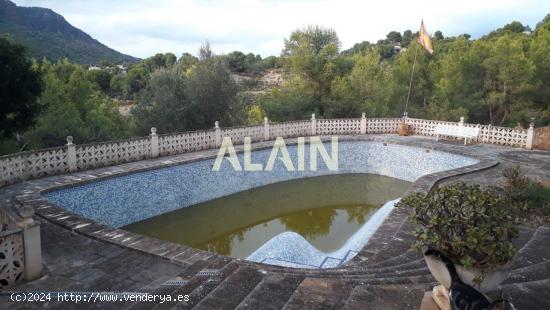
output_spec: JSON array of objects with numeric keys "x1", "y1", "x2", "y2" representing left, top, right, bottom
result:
[{"x1": 17, "y1": 205, "x2": 35, "y2": 228}]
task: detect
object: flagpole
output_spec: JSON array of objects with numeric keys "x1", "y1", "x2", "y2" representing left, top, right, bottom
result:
[{"x1": 404, "y1": 41, "x2": 419, "y2": 117}]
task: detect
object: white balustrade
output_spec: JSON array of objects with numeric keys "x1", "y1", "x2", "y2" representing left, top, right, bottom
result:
[
  {"x1": 366, "y1": 118, "x2": 402, "y2": 134},
  {"x1": 158, "y1": 129, "x2": 216, "y2": 156},
  {"x1": 270, "y1": 121, "x2": 311, "y2": 138},
  {"x1": 405, "y1": 118, "x2": 529, "y2": 147},
  {"x1": 316, "y1": 118, "x2": 361, "y2": 135},
  {"x1": 0, "y1": 116, "x2": 535, "y2": 187},
  {"x1": 76, "y1": 137, "x2": 151, "y2": 170},
  {"x1": 0, "y1": 204, "x2": 41, "y2": 288},
  {"x1": 0, "y1": 231, "x2": 24, "y2": 288},
  {"x1": 221, "y1": 125, "x2": 264, "y2": 145},
  {"x1": 0, "y1": 147, "x2": 69, "y2": 186}
]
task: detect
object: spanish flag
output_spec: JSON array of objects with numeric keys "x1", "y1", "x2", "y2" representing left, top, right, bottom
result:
[{"x1": 418, "y1": 20, "x2": 433, "y2": 54}]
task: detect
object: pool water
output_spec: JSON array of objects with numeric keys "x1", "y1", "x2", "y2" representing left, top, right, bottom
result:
[{"x1": 123, "y1": 174, "x2": 410, "y2": 259}]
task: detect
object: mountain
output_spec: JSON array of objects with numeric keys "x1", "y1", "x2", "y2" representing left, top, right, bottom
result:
[{"x1": 0, "y1": 0, "x2": 138, "y2": 64}]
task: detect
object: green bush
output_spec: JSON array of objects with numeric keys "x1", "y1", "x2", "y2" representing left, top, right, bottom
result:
[
  {"x1": 397, "y1": 182, "x2": 519, "y2": 275},
  {"x1": 526, "y1": 186, "x2": 550, "y2": 216},
  {"x1": 502, "y1": 165, "x2": 550, "y2": 217},
  {"x1": 502, "y1": 165, "x2": 532, "y2": 202}
]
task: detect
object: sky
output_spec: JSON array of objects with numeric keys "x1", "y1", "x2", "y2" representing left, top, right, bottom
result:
[{"x1": 13, "y1": 0, "x2": 550, "y2": 59}]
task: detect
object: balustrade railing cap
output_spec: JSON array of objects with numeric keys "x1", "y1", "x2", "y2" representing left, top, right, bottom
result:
[
  {"x1": 66, "y1": 136, "x2": 74, "y2": 145},
  {"x1": 150, "y1": 127, "x2": 157, "y2": 135}
]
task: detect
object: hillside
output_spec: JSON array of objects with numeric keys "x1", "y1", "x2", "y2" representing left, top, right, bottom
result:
[
  {"x1": 232, "y1": 69, "x2": 284, "y2": 94},
  {"x1": 0, "y1": 0, "x2": 138, "y2": 64}
]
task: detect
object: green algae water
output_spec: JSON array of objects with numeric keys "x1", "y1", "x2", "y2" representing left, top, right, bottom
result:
[{"x1": 123, "y1": 174, "x2": 410, "y2": 258}]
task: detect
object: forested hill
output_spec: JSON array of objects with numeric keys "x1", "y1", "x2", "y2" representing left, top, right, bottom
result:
[{"x1": 0, "y1": 0, "x2": 138, "y2": 64}]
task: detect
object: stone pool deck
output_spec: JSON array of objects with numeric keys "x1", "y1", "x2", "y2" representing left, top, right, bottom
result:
[{"x1": 1, "y1": 134, "x2": 550, "y2": 309}]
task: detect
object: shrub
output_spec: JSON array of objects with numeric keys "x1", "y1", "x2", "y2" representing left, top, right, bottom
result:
[
  {"x1": 501, "y1": 165, "x2": 532, "y2": 203},
  {"x1": 397, "y1": 182, "x2": 519, "y2": 276},
  {"x1": 502, "y1": 165, "x2": 550, "y2": 218}
]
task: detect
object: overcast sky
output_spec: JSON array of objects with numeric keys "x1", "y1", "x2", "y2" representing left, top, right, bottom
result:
[{"x1": 13, "y1": 0, "x2": 550, "y2": 59}]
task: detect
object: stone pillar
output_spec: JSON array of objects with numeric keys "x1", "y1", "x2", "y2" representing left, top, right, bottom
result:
[
  {"x1": 66, "y1": 136, "x2": 77, "y2": 172},
  {"x1": 17, "y1": 206, "x2": 42, "y2": 281},
  {"x1": 214, "y1": 121, "x2": 221, "y2": 146},
  {"x1": 526, "y1": 120, "x2": 535, "y2": 150},
  {"x1": 459, "y1": 117, "x2": 465, "y2": 127},
  {"x1": 263, "y1": 117, "x2": 270, "y2": 141},
  {"x1": 150, "y1": 127, "x2": 159, "y2": 158},
  {"x1": 360, "y1": 112, "x2": 367, "y2": 134},
  {"x1": 311, "y1": 114, "x2": 317, "y2": 136}
]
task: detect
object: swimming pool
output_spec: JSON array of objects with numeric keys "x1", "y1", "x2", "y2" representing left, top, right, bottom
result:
[
  {"x1": 44, "y1": 140, "x2": 478, "y2": 268},
  {"x1": 123, "y1": 174, "x2": 410, "y2": 262}
]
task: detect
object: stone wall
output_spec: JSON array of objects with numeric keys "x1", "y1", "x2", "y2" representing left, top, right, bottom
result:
[{"x1": 533, "y1": 126, "x2": 550, "y2": 150}]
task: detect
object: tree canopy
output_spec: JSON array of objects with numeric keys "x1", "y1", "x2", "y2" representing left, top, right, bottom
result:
[
  {"x1": 133, "y1": 44, "x2": 239, "y2": 134},
  {"x1": 2, "y1": 16, "x2": 550, "y2": 155},
  {"x1": 0, "y1": 36, "x2": 43, "y2": 140},
  {"x1": 263, "y1": 18, "x2": 550, "y2": 126}
]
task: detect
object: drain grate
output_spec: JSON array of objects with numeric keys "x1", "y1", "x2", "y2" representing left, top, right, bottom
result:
[
  {"x1": 161, "y1": 279, "x2": 189, "y2": 287},
  {"x1": 196, "y1": 269, "x2": 222, "y2": 277}
]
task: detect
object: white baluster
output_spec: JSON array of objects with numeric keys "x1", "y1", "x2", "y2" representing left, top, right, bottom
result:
[
  {"x1": 214, "y1": 121, "x2": 221, "y2": 146},
  {"x1": 360, "y1": 113, "x2": 367, "y2": 134},
  {"x1": 66, "y1": 136, "x2": 77, "y2": 172},
  {"x1": 264, "y1": 117, "x2": 270, "y2": 140},
  {"x1": 311, "y1": 114, "x2": 317, "y2": 136},
  {"x1": 526, "y1": 120, "x2": 535, "y2": 150},
  {"x1": 150, "y1": 127, "x2": 159, "y2": 158}
]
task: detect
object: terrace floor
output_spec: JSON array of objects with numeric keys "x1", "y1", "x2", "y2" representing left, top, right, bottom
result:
[{"x1": 2, "y1": 134, "x2": 550, "y2": 309}]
